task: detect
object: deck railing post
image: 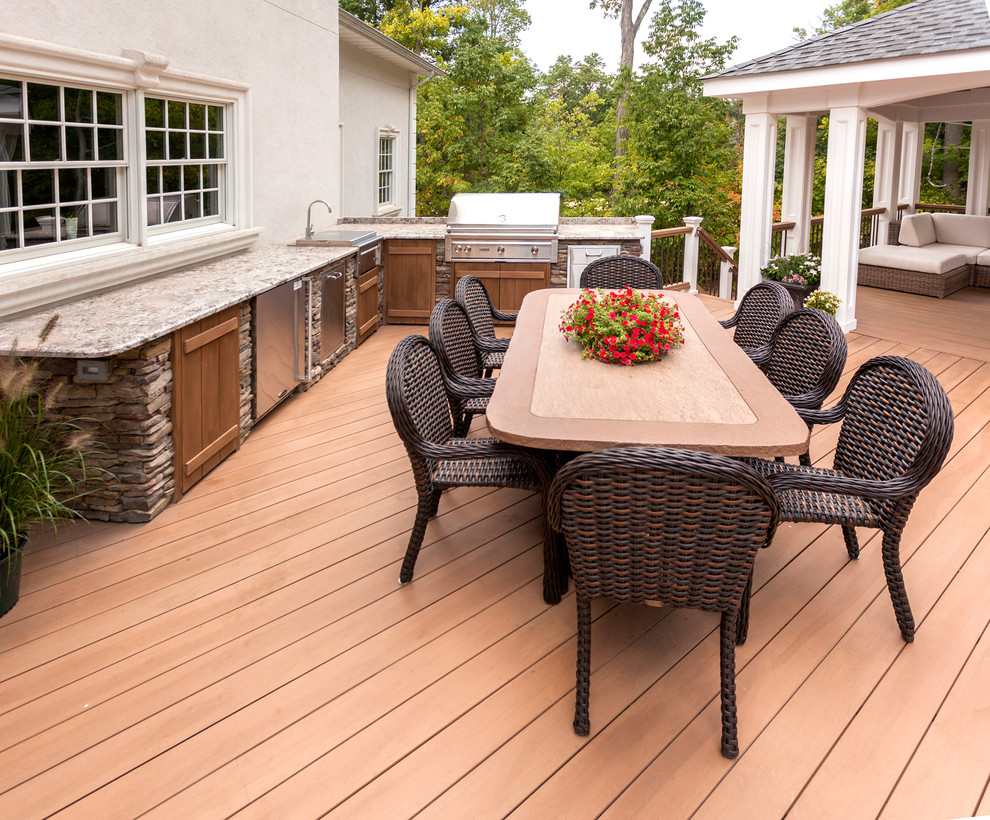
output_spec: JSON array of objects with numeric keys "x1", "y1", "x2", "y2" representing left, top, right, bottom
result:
[
  {"x1": 682, "y1": 216, "x2": 703, "y2": 293},
  {"x1": 719, "y1": 246, "x2": 736, "y2": 300},
  {"x1": 635, "y1": 215, "x2": 655, "y2": 260}
]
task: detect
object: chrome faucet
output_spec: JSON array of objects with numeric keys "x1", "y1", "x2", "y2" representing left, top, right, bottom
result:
[{"x1": 305, "y1": 199, "x2": 332, "y2": 239}]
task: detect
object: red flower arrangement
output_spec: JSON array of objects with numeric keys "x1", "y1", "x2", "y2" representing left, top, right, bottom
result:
[{"x1": 559, "y1": 288, "x2": 685, "y2": 365}]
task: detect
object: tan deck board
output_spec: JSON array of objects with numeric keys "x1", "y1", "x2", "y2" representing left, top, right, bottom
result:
[{"x1": 1, "y1": 288, "x2": 989, "y2": 818}]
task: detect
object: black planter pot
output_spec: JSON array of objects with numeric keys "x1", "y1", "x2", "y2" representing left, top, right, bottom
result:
[
  {"x1": 0, "y1": 542, "x2": 24, "y2": 619},
  {"x1": 764, "y1": 277, "x2": 818, "y2": 309}
]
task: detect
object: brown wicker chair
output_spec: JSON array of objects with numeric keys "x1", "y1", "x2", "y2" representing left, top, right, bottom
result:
[
  {"x1": 579, "y1": 254, "x2": 664, "y2": 290},
  {"x1": 428, "y1": 299, "x2": 495, "y2": 436},
  {"x1": 386, "y1": 335, "x2": 565, "y2": 601},
  {"x1": 454, "y1": 275, "x2": 512, "y2": 376},
  {"x1": 743, "y1": 356, "x2": 954, "y2": 643},
  {"x1": 719, "y1": 280, "x2": 795, "y2": 357},
  {"x1": 547, "y1": 447, "x2": 780, "y2": 758},
  {"x1": 749, "y1": 308, "x2": 848, "y2": 467}
]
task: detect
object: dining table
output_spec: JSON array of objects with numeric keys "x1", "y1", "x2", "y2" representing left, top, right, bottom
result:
[
  {"x1": 485, "y1": 288, "x2": 811, "y2": 457},
  {"x1": 486, "y1": 287, "x2": 810, "y2": 606}
]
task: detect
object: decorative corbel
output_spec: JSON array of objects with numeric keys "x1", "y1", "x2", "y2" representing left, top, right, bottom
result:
[{"x1": 122, "y1": 49, "x2": 169, "y2": 86}]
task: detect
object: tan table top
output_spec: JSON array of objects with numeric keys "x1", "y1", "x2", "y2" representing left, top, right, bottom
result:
[{"x1": 486, "y1": 288, "x2": 810, "y2": 457}]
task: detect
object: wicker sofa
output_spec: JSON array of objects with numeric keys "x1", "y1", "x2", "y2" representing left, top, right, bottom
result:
[{"x1": 858, "y1": 212, "x2": 990, "y2": 297}]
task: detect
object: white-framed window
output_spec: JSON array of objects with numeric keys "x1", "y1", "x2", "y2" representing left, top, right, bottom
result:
[
  {"x1": 0, "y1": 77, "x2": 126, "y2": 256},
  {"x1": 0, "y1": 34, "x2": 256, "y2": 318},
  {"x1": 144, "y1": 96, "x2": 225, "y2": 231},
  {"x1": 0, "y1": 75, "x2": 233, "y2": 263},
  {"x1": 376, "y1": 127, "x2": 399, "y2": 214}
]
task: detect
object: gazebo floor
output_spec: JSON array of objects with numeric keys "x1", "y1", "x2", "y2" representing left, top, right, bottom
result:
[{"x1": 1, "y1": 287, "x2": 989, "y2": 819}]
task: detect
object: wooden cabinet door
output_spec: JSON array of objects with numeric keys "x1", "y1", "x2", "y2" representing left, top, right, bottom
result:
[
  {"x1": 498, "y1": 263, "x2": 550, "y2": 313},
  {"x1": 385, "y1": 239, "x2": 435, "y2": 324},
  {"x1": 357, "y1": 267, "x2": 380, "y2": 345},
  {"x1": 451, "y1": 261, "x2": 501, "y2": 308},
  {"x1": 172, "y1": 305, "x2": 241, "y2": 500}
]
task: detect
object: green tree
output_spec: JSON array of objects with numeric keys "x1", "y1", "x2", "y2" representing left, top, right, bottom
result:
[
  {"x1": 794, "y1": 0, "x2": 915, "y2": 37},
  {"x1": 613, "y1": 0, "x2": 741, "y2": 239},
  {"x1": 379, "y1": 1, "x2": 470, "y2": 62},
  {"x1": 413, "y1": 1, "x2": 536, "y2": 212},
  {"x1": 590, "y1": 0, "x2": 657, "y2": 169},
  {"x1": 537, "y1": 54, "x2": 617, "y2": 126}
]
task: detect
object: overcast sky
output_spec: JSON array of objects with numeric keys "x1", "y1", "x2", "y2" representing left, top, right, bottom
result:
[{"x1": 518, "y1": 0, "x2": 826, "y2": 73}]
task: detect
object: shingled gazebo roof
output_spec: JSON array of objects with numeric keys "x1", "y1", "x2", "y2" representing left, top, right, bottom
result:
[{"x1": 709, "y1": 0, "x2": 990, "y2": 79}]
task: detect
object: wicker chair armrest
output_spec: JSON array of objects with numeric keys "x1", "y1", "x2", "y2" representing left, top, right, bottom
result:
[
  {"x1": 491, "y1": 307, "x2": 518, "y2": 324},
  {"x1": 791, "y1": 401, "x2": 847, "y2": 427},
  {"x1": 764, "y1": 468, "x2": 921, "y2": 500},
  {"x1": 718, "y1": 314, "x2": 739, "y2": 330},
  {"x1": 747, "y1": 344, "x2": 772, "y2": 366},
  {"x1": 473, "y1": 334, "x2": 511, "y2": 354},
  {"x1": 445, "y1": 373, "x2": 497, "y2": 399},
  {"x1": 786, "y1": 390, "x2": 830, "y2": 411}
]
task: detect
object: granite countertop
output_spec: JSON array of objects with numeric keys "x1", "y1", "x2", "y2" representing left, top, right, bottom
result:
[
  {"x1": 340, "y1": 217, "x2": 642, "y2": 241},
  {"x1": 0, "y1": 216, "x2": 645, "y2": 359},
  {"x1": 0, "y1": 244, "x2": 355, "y2": 358}
]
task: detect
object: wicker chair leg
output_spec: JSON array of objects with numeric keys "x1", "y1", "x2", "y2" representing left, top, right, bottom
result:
[
  {"x1": 842, "y1": 525, "x2": 860, "y2": 559},
  {"x1": 427, "y1": 487, "x2": 442, "y2": 518},
  {"x1": 798, "y1": 449, "x2": 812, "y2": 467},
  {"x1": 719, "y1": 611, "x2": 740, "y2": 759},
  {"x1": 881, "y1": 528, "x2": 915, "y2": 642},
  {"x1": 573, "y1": 591, "x2": 592, "y2": 737},
  {"x1": 735, "y1": 573, "x2": 753, "y2": 646},
  {"x1": 542, "y1": 520, "x2": 568, "y2": 605},
  {"x1": 398, "y1": 492, "x2": 435, "y2": 585}
]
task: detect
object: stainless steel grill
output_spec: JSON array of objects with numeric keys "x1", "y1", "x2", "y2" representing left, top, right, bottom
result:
[{"x1": 445, "y1": 193, "x2": 560, "y2": 263}]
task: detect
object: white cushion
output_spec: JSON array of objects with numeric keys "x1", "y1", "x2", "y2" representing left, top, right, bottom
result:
[
  {"x1": 931, "y1": 212, "x2": 990, "y2": 247},
  {"x1": 859, "y1": 245, "x2": 967, "y2": 274},
  {"x1": 923, "y1": 242, "x2": 989, "y2": 265},
  {"x1": 898, "y1": 213, "x2": 936, "y2": 246},
  {"x1": 976, "y1": 249, "x2": 990, "y2": 266}
]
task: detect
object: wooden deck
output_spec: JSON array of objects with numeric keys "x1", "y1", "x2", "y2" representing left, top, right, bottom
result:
[{"x1": 2, "y1": 286, "x2": 989, "y2": 818}]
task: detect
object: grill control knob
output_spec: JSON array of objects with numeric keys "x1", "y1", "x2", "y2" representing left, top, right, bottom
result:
[
  {"x1": 497, "y1": 245, "x2": 505, "y2": 254},
  {"x1": 531, "y1": 246, "x2": 539, "y2": 256}
]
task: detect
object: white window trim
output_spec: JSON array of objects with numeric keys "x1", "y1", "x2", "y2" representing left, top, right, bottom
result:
[
  {"x1": 375, "y1": 126, "x2": 401, "y2": 217},
  {"x1": 0, "y1": 33, "x2": 258, "y2": 320}
]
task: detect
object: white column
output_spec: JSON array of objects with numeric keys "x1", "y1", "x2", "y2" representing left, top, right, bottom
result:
[
  {"x1": 899, "y1": 122, "x2": 924, "y2": 213},
  {"x1": 719, "y1": 246, "x2": 736, "y2": 300},
  {"x1": 781, "y1": 115, "x2": 817, "y2": 254},
  {"x1": 967, "y1": 120, "x2": 990, "y2": 216},
  {"x1": 738, "y1": 112, "x2": 778, "y2": 301},
  {"x1": 821, "y1": 106, "x2": 867, "y2": 333},
  {"x1": 407, "y1": 82, "x2": 418, "y2": 216},
  {"x1": 873, "y1": 118, "x2": 902, "y2": 245},
  {"x1": 635, "y1": 214, "x2": 656, "y2": 259},
  {"x1": 682, "y1": 216, "x2": 703, "y2": 293}
]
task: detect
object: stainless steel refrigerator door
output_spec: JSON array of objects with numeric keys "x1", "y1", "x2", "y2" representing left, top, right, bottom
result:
[{"x1": 255, "y1": 279, "x2": 309, "y2": 419}]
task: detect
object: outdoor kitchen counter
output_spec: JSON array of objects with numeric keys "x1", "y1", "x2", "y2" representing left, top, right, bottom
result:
[
  {"x1": 0, "y1": 244, "x2": 355, "y2": 358},
  {"x1": 337, "y1": 217, "x2": 643, "y2": 242}
]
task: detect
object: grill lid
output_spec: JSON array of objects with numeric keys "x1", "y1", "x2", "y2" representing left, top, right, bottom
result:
[{"x1": 446, "y1": 192, "x2": 561, "y2": 230}]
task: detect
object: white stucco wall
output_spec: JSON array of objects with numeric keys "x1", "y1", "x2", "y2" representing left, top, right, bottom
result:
[
  {"x1": 338, "y1": 41, "x2": 413, "y2": 218},
  {"x1": 3, "y1": 0, "x2": 341, "y2": 246}
]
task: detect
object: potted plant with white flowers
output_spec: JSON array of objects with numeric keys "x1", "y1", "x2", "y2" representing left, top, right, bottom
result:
[
  {"x1": 760, "y1": 252, "x2": 822, "y2": 308},
  {"x1": 0, "y1": 324, "x2": 100, "y2": 617}
]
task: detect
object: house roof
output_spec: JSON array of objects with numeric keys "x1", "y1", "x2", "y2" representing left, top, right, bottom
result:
[
  {"x1": 338, "y1": 9, "x2": 444, "y2": 77},
  {"x1": 709, "y1": 0, "x2": 990, "y2": 79}
]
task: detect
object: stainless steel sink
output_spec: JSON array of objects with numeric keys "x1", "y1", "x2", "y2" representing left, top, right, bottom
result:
[{"x1": 294, "y1": 229, "x2": 378, "y2": 247}]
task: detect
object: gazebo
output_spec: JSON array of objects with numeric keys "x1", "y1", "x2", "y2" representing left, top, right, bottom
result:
[{"x1": 704, "y1": 0, "x2": 990, "y2": 330}]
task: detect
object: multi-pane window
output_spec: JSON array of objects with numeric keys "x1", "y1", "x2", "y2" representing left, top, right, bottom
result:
[
  {"x1": 0, "y1": 78, "x2": 124, "y2": 252},
  {"x1": 145, "y1": 97, "x2": 224, "y2": 227},
  {"x1": 378, "y1": 134, "x2": 394, "y2": 207}
]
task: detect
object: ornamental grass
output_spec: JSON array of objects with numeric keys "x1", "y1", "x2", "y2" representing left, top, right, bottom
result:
[
  {"x1": 0, "y1": 319, "x2": 100, "y2": 558},
  {"x1": 559, "y1": 288, "x2": 685, "y2": 366}
]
